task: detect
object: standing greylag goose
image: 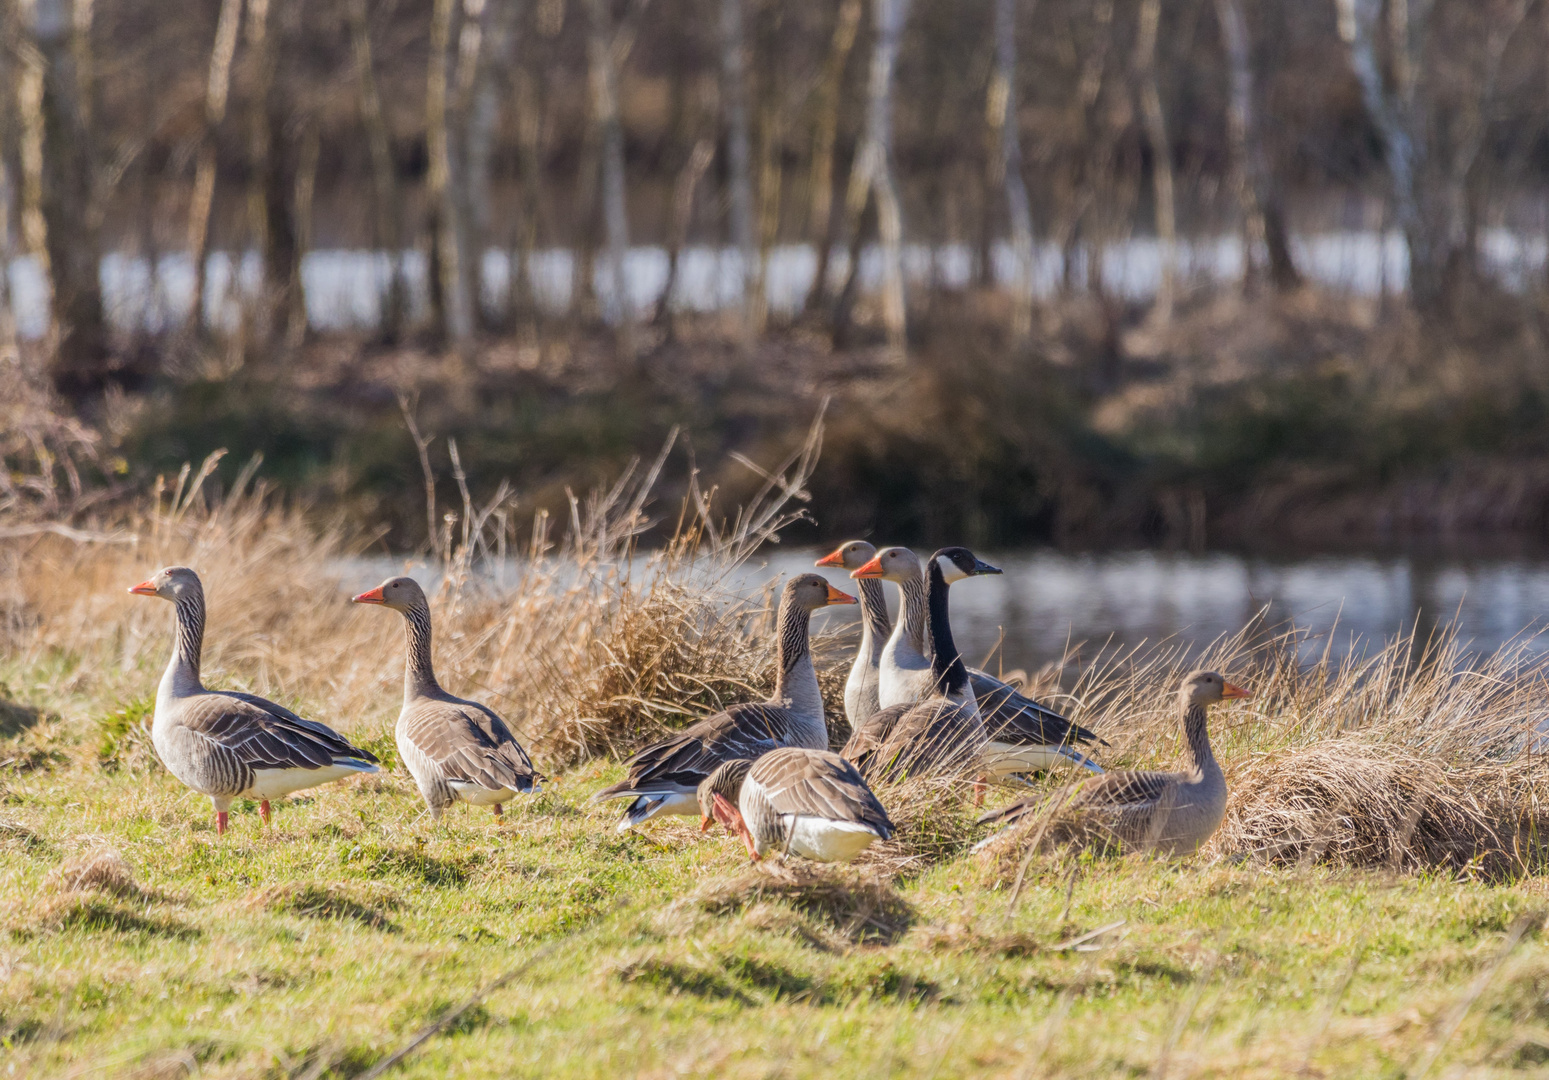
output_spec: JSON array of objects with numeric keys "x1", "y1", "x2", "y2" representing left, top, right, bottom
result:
[
  {"x1": 975, "y1": 670, "x2": 1250, "y2": 856},
  {"x1": 841, "y1": 548, "x2": 993, "y2": 783},
  {"x1": 591, "y1": 573, "x2": 855, "y2": 831},
  {"x1": 815, "y1": 541, "x2": 892, "y2": 730},
  {"x1": 129, "y1": 566, "x2": 379, "y2": 834},
  {"x1": 839, "y1": 541, "x2": 1103, "y2": 775},
  {"x1": 352, "y1": 576, "x2": 540, "y2": 820},
  {"x1": 697, "y1": 749, "x2": 894, "y2": 863}
]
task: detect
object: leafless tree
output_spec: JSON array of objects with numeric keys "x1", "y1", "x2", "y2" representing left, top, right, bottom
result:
[
  {"x1": 348, "y1": 0, "x2": 407, "y2": 341},
  {"x1": 990, "y1": 0, "x2": 1035, "y2": 339},
  {"x1": 185, "y1": 0, "x2": 244, "y2": 338},
  {"x1": 1134, "y1": 0, "x2": 1177, "y2": 324}
]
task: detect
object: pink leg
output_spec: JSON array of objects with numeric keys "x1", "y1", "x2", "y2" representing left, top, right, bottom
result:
[
  {"x1": 973, "y1": 777, "x2": 987, "y2": 809},
  {"x1": 260, "y1": 800, "x2": 272, "y2": 827},
  {"x1": 216, "y1": 811, "x2": 229, "y2": 835}
]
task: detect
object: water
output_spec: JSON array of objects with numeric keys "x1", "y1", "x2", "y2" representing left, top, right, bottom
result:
[
  {"x1": 338, "y1": 547, "x2": 1549, "y2": 675},
  {"x1": 5, "y1": 228, "x2": 1547, "y2": 337}
]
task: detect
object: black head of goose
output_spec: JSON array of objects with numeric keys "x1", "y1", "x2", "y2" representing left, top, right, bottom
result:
[
  {"x1": 697, "y1": 748, "x2": 894, "y2": 863},
  {"x1": 841, "y1": 547, "x2": 998, "y2": 784},
  {"x1": 975, "y1": 669, "x2": 1250, "y2": 857},
  {"x1": 591, "y1": 572, "x2": 856, "y2": 831},
  {"x1": 129, "y1": 566, "x2": 378, "y2": 835},
  {"x1": 353, "y1": 575, "x2": 541, "y2": 821},
  {"x1": 815, "y1": 540, "x2": 892, "y2": 729}
]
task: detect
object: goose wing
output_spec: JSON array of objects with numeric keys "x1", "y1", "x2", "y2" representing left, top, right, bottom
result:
[
  {"x1": 179, "y1": 691, "x2": 378, "y2": 770},
  {"x1": 968, "y1": 670, "x2": 1105, "y2": 748},
  {"x1": 977, "y1": 769, "x2": 1177, "y2": 831},
  {"x1": 592, "y1": 703, "x2": 801, "y2": 800},
  {"x1": 839, "y1": 702, "x2": 908, "y2": 771},
  {"x1": 402, "y1": 697, "x2": 540, "y2": 792},
  {"x1": 753, "y1": 748, "x2": 894, "y2": 839},
  {"x1": 863, "y1": 698, "x2": 984, "y2": 783}
]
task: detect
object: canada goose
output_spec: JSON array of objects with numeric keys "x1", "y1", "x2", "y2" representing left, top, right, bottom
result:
[
  {"x1": 352, "y1": 576, "x2": 541, "y2": 820},
  {"x1": 129, "y1": 566, "x2": 378, "y2": 834},
  {"x1": 975, "y1": 670, "x2": 1250, "y2": 856},
  {"x1": 822, "y1": 540, "x2": 1103, "y2": 774},
  {"x1": 697, "y1": 748, "x2": 894, "y2": 863},
  {"x1": 841, "y1": 548, "x2": 992, "y2": 783},
  {"x1": 592, "y1": 573, "x2": 856, "y2": 830}
]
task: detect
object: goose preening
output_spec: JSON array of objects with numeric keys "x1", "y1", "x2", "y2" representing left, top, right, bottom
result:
[
  {"x1": 697, "y1": 749, "x2": 894, "y2": 863},
  {"x1": 841, "y1": 548, "x2": 993, "y2": 784},
  {"x1": 833, "y1": 540, "x2": 1103, "y2": 776},
  {"x1": 592, "y1": 573, "x2": 856, "y2": 831},
  {"x1": 129, "y1": 566, "x2": 379, "y2": 834},
  {"x1": 814, "y1": 541, "x2": 892, "y2": 731},
  {"x1": 975, "y1": 670, "x2": 1250, "y2": 856},
  {"x1": 352, "y1": 576, "x2": 541, "y2": 820}
]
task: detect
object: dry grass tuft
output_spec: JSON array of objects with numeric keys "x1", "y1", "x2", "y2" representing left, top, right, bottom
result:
[
  {"x1": 44, "y1": 844, "x2": 143, "y2": 899},
  {"x1": 860, "y1": 777, "x2": 981, "y2": 877},
  {"x1": 244, "y1": 882, "x2": 403, "y2": 931},
  {"x1": 690, "y1": 861, "x2": 913, "y2": 943}
]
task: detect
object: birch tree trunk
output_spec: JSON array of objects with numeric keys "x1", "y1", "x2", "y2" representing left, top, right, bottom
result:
[
  {"x1": 185, "y1": 0, "x2": 243, "y2": 338},
  {"x1": 659, "y1": 137, "x2": 713, "y2": 335},
  {"x1": 24, "y1": 0, "x2": 108, "y2": 397},
  {"x1": 0, "y1": 8, "x2": 16, "y2": 356},
  {"x1": 990, "y1": 0, "x2": 1034, "y2": 339},
  {"x1": 426, "y1": 0, "x2": 475, "y2": 345},
  {"x1": 1134, "y1": 0, "x2": 1176, "y2": 324},
  {"x1": 510, "y1": 65, "x2": 543, "y2": 330},
  {"x1": 721, "y1": 0, "x2": 755, "y2": 345},
  {"x1": 348, "y1": 0, "x2": 406, "y2": 341},
  {"x1": 805, "y1": 0, "x2": 861, "y2": 312},
  {"x1": 585, "y1": 0, "x2": 635, "y2": 357},
  {"x1": 834, "y1": 0, "x2": 911, "y2": 354},
  {"x1": 284, "y1": 120, "x2": 318, "y2": 349},
  {"x1": 465, "y1": 0, "x2": 521, "y2": 330},
  {"x1": 1213, "y1": 0, "x2": 1299, "y2": 292}
]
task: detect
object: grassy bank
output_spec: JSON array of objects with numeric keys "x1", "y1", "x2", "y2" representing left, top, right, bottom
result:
[{"x1": 3, "y1": 469, "x2": 1549, "y2": 1075}]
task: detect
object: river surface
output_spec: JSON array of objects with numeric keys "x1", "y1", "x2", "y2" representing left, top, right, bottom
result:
[{"x1": 339, "y1": 546, "x2": 1549, "y2": 674}]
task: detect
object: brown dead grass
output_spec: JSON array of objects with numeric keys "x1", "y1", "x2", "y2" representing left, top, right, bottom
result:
[{"x1": 689, "y1": 861, "x2": 913, "y2": 943}]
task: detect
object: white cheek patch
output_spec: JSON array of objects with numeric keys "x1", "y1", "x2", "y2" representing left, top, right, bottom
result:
[{"x1": 937, "y1": 555, "x2": 968, "y2": 583}]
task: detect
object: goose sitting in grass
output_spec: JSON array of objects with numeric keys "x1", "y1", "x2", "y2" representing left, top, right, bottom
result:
[
  {"x1": 697, "y1": 748, "x2": 894, "y2": 863},
  {"x1": 592, "y1": 573, "x2": 856, "y2": 831},
  {"x1": 975, "y1": 669, "x2": 1250, "y2": 856},
  {"x1": 353, "y1": 576, "x2": 541, "y2": 820},
  {"x1": 129, "y1": 566, "x2": 378, "y2": 835}
]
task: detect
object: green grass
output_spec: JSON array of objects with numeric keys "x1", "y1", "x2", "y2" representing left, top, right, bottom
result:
[{"x1": 4, "y1": 737, "x2": 1548, "y2": 1078}]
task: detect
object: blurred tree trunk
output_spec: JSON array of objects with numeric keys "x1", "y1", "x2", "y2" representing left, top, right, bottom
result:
[
  {"x1": 1335, "y1": 0, "x2": 1525, "y2": 311},
  {"x1": 834, "y1": 0, "x2": 911, "y2": 354},
  {"x1": 721, "y1": 0, "x2": 755, "y2": 346},
  {"x1": 510, "y1": 65, "x2": 543, "y2": 331},
  {"x1": 805, "y1": 0, "x2": 861, "y2": 314},
  {"x1": 990, "y1": 0, "x2": 1034, "y2": 339},
  {"x1": 1134, "y1": 0, "x2": 1176, "y2": 325},
  {"x1": 284, "y1": 120, "x2": 318, "y2": 349},
  {"x1": 245, "y1": 0, "x2": 300, "y2": 356},
  {"x1": 185, "y1": 0, "x2": 244, "y2": 340},
  {"x1": 1214, "y1": 0, "x2": 1299, "y2": 291},
  {"x1": 584, "y1": 0, "x2": 641, "y2": 359},
  {"x1": 659, "y1": 137, "x2": 713, "y2": 337},
  {"x1": 466, "y1": 0, "x2": 521, "y2": 331},
  {"x1": 753, "y1": 78, "x2": 783, "y2": 335},
  {"x1": 426, "y1": 0, "x2": 474, "y2": 346},
  {"x1": 0, "y1": 6, "x2": 15, "y2": 357},
  {"x1": 348, "y1": 0, "x2": 407, "y2": 343},
  {"x1": 22, "y1": 0, "x2": 108, "y2": 399}
]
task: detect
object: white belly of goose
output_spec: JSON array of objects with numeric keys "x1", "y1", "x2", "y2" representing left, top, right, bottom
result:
[
  {"x1": 449, "y1": 781, "x2": 522, "y2": 805},
  {"x1": 244, "y1": 761, "x2": 376, "y2": 801},
  {"x1": 980, "y1": 740, "x2": 1080, "y2": 775},
  {"x1": 779, "y1": 815, "x2": 885, "y2": 863}
]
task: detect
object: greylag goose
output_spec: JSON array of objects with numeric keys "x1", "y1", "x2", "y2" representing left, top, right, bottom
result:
[
  {"x1": 815, "y1": 541, "x2": 892, "y2": 731},
  {"x1": 841, "y1": 548, "x2": 992, "y2": 783},
  {"x1": 697, "y1": 749, "x2": 894, "y2": 863},
  {"x1": 841, "y1": 541, "x2": 1104, "y2": 776},
  {"x1": 975, "y1": 670, "x2": 1250, "y2": 856},
  {"x1": 592, "y1": 573, "x2": 856, "y2": 831},
  {"x1": 129, "y1": 566, "x2": 379, "y2": 834},
  {"x1": 352, "y1": 576, "x2": 540, "y2": 820}
]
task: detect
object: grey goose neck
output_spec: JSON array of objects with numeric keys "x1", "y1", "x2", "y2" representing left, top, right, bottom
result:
[
  {"x1": 162, "y1": 587, "x2": 207, "y2": 695},
  {"x1": 856, "y1": 577, "x2": 892, "y2": 648},
  {"x1": 770, "y1": 586, "x2": 824, "y2": 726},
  {"x1": 400, "y1": 597, "x2": 443, "y2": 700},
  {"x1": 1180, "y1": 701, "x2": 1217, "y2": 777}
]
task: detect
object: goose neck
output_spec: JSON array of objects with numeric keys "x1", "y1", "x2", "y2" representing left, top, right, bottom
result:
[
  {"x1": 895, "y1": 569, "x2": 930, "y2": 657},
  {"x1": 771, "y1": 594, "x2": 824, "y2": 730},
  {"x1": 401, "y1": 602, "x2": 442, "y2": 699},
  {"x1": 162, "y1": 592, "x2": 206, "y2": 696},
  {"x1": 927, "y1": 561, "x2": 970, "y2": 700},
  {"x1": 1181, "y1": 701, "x2": 1217, "y2": 775},
  {"x1": 856, "y1": 578, "x2": 890, "y2": 662}
]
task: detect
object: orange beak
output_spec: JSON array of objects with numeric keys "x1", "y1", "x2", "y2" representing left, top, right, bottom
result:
[
  {"x1": 814, "y1": 548, "x2": 847, "y2": 568},
  {"x1": 699, "y1": 814, "x2": 716, "y2": 833},
  {"x1": 851, "y1": 555, "x2": 884, "y2": 579},
  {"x1": 352, "y1": 586, "x2": 386, "y2": 605},
  {"x1": 128, "y1": 580, "x2": 158, "y2": 596},
  {"x1": 1222, "y1": 682, "x2": 1253, "y2": 700},
  {"x1": 825, "y1": 584, "x2": 858, "y2": 606}
]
